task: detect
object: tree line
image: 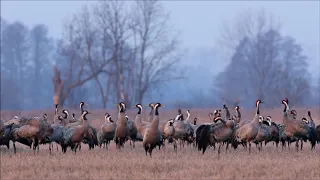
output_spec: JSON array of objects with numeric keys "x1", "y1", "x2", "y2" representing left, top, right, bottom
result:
[{"x1": 1, "y1": 2, "x2": 319, "y2": 110}]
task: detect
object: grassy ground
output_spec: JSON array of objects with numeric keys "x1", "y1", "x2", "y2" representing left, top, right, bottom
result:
[
  {"x1": 1, "y1": 142, "x2": 320, "y2": 179},
  {"x1": 1, "y1": 107, "x2": 320, "y2": 179}
]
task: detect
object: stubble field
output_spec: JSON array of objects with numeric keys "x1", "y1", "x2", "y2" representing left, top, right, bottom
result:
[{"x1": 1, "y1": 107, "x2": 320, "y2": 179}]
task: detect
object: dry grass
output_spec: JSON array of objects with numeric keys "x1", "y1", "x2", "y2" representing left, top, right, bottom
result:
[{"x1": 1, "y1": 107, "x2": 320, "y2": 179}]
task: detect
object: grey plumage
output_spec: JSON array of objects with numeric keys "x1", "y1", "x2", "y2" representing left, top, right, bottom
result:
[
  {"x1": 46, "y1": 123, "x2": 67, "y2": 153},
  {"x1": 61, "y1": 110, "x2": 91, "y2": 153},
  {"x1": 0, "y1": 119, "x2": 10, "y2": 149},
  {"x1": 8, "y1": 115, "x2": 53, "y2": 154},
  {"x1": 281, "y1": 98, "x2": 317, "y2": 151},
  {"x1": 100, "y1": 113, "x2": 116, "y2": 148},
  {"x1": 234, "y1": 100, "x2": 263, "y2": 153},
  {"x1": 126, "y1": 115, "x2": 140, "y2": 148},
  {"x1": 253, "y1": 116, "x2": 271, "y2": 151},
  {"x1": 264, "y1": 116, "x2": 280, "y2": 148},
  {"x1": 114, "y1": 102, "x2": 127, "y2": 149},
  {"x1": 196, "y1": 115, "x2": 235, "y2": 154},
  {"x1": 2, "y1": 123, "x2": 33, "y2": 153},
  {"x1": 82, "y1": 126, "x2": 98, "y2": 150}
]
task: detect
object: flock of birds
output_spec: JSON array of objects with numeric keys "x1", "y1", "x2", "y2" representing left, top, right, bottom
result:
[{"x1": 0, "y1": 98, "x2": 319, "y2": 157}]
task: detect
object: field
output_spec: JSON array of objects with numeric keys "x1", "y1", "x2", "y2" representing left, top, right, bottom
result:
[{"x1": 1, "y1": 107, "x2": 320, "y2": 179}]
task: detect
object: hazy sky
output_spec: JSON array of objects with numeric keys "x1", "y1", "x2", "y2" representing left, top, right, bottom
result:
[{"x1": 1, "y1": 1, "x2": 319, "y2": 80}]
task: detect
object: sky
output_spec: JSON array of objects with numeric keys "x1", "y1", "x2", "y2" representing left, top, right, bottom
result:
[{"x1": 1, "y1": 1, "x2": 319, "y2": 81}]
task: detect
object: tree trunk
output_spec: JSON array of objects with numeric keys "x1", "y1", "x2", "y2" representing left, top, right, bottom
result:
[{"x1": 52, "y1": 65, "x2": 64, "y2": 108}]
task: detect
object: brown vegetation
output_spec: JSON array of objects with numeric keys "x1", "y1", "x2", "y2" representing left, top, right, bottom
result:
[
  {"x1": 1, "y1": 108, "x2": 320, "y2": 179},
  {"x1": 1, "y1": 142, "x2": 319, "y2": 179}
]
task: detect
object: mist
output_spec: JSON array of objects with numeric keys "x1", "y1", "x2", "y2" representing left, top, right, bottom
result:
[{"x1": 1, "y1": 1, "x2": 319, "y2": 110}]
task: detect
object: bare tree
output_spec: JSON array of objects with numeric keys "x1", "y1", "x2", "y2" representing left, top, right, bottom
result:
[
  {"x1": 214, "y1": 9, "x2": 310, "y2": 107},
  {"x1": 93, "y1": 1, "x2": 132, "y2": 106},
  {"x1": 75, "y1": 4, "x2": 115, "y2": 108},
  {"x1": 54, "y1": 0, "x2": 182, "y2": 107},
  {"x1": 129, "y1": 0, "x2": 183, "y2": 104},
  {"x1": 54, "y1": 14, "x2": 113, "y2": 107}
]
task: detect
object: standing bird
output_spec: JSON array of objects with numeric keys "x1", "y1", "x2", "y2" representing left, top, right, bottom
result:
[
  {"x1": 11, "y1": 115, "x2": 53, "y2": 155},
  {"x1": 61, "y1": 110, "x2": 91, "y2": 153},
  {"x1": 125, "y1": 114, "x2": 139, "y2": 149},
  {"x1": 182, "y1": 110, "x2": 195, "y2": 146},
  {"x1": 3, "y1": 123, "x2": 33, "y2": 153},
  {"x1": 190, "y1": 118, "x2": 199, "y2": 147},
  {"x1": 134, "y1": 103, "x2": 162, "y2": 150},
  {"x1": 253, "y1": 116, "x2": 271, "y2": 151},
  {"x1": 114, "y1": 102, "x2": 127, "y2": 149},
  {"x1": 68, "y1": 102, "x2": 96, "y2": 151},
  {"x1": 142, "y1": 102, "x2": 165, "y2": 157},
  {"x1": 48, "y1": 104, "x2": 63, "y2": 153},
  {"x1": 48, "y1": 123, "x2": 66, "y2": 154},
  {"x1": 172, "y1": 109, "x2": 192, "y2": 149},
  {"x1": 0, "y1": 119, "x2": 10, "y2": 149},
  {"x1": 163, "y1": 119, "x2": 175, "y2": 144},
  {"x1": 99, "y1": 113, "x2": 116, "y2": 149},
  {"x1": 264, "y1": 116, "x2": 280, "y2": 148},
  {"x1": 195, "y1": 115, "x2": 236, "y2": 155},
  {"x1": 281, "y1": 98, "x2": 317, "y2": 151},
  {"x1": 234, "y1": 99, "x2": 263, "y2": 153},
  {"x1": 82, "y1": 126, "x2": 98, "y2": 150}
]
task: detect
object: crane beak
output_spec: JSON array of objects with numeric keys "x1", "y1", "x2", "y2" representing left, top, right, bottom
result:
[
  {"x1": 131, "y1": 106, "x2": 136, "y2": 108},
  {"x1": 161, "y1": 105, "x2": 166, "y2": 107}
]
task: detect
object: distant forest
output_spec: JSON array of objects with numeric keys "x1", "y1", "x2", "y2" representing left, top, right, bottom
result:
[{"x1": 1, "y1": 1, "x2": 319, "y2": 110}]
